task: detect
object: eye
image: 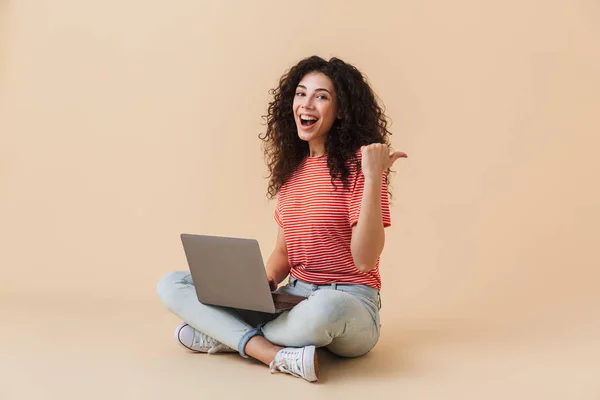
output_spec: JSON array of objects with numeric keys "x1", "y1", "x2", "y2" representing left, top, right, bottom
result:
[
  {"x1": 295, "y1": 92, "x2": 305, "y2": 97},
  {"x1": 317, "y1": 95, "x2": 329, "y2": 100}
]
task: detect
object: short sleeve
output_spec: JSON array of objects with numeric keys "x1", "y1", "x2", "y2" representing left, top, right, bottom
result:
[
  {"x1": 349, "y1": 171, "x2": 392, "y2": 228},
  {"x1": 274, "y1": 196, "x2": 284, "y2": 228}
]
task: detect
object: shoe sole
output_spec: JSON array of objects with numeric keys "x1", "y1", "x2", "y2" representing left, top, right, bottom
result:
[
  {"x1": 174, "y1": 322, "x2": 236, "y2": 353},
  {"x1": 302, "y1": 345, "x2": 319, "y2": 382},
  {"x1": 175, "y1": 322, "x2": 207, "y2": 352}
]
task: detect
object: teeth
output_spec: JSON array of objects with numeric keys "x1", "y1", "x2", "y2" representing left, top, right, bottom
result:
[{"x1": 300, "y1": 115, "x2": 317, "y2": 121}]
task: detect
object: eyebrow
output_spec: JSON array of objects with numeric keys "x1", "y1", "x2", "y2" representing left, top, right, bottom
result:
[{"x1": 297, "y1": 85, "x2": 332, "y2": 95}]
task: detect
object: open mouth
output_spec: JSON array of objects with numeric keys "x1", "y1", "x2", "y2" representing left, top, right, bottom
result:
[{"x1": 299, "y1": 114, "x2": 319, "y2": 128}]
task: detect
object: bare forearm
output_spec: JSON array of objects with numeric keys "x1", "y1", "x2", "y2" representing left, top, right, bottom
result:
[
  {"x1": 351, "y1": 177, "x2": 385, "y2": 272},
  {"x1": 265, "y1": 250, "x2": 291, "y2": 283}
]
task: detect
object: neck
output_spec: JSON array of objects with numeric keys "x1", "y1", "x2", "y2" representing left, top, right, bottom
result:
[{"x1": 308, "y1": 141, "x2": 325, "y2": 158}]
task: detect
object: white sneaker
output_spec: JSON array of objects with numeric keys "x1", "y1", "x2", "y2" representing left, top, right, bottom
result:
[
  {"x1": 269, "y1": 345, "x2": 319, "y2": 382},
  {"x1": 174, "y1": 322, "x2": 236, "y2": 354}
]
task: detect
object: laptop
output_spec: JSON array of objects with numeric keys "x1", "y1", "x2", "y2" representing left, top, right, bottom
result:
[{"x1": 180, "y1": 233, "x2": 308, "y2": 314}]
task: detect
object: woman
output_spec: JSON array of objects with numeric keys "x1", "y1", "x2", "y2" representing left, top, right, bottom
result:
[{"x1": 157, "y1": 55, "x2": 406, "y2": 382}]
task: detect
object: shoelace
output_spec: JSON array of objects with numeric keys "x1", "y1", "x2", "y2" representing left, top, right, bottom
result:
[
  {"x1": 207, "y1": 342, "x2": 232, "y2": 354},
  {"x1": 192, "y1": 330, "x2": 231, "y2": 354},
  {"x1": 269, "y1": 349, "x2": 303, "y2": 378}
]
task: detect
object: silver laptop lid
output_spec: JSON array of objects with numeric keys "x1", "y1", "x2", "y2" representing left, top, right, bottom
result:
[{"x1": 180, "y1": 233, "x2": 276, "y2": 313}]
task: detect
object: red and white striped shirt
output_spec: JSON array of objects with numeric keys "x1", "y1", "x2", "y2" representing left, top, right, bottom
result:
[{"x1": 274, "y1": 151, "x2": 391, "y2": 290}]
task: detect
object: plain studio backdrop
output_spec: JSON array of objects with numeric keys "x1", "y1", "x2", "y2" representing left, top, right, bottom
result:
[{"x1": 0, "y1": 1, "x2": 599, "y2": 399}]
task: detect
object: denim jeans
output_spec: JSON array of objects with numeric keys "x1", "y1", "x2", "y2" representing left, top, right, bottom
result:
[{"x1": 157, "y1": 271, "x2": 381, "y2": 358}]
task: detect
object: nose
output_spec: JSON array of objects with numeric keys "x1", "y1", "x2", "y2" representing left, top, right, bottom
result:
[{"x1": 300, "y1": 96, "x2": 315, "y2": 110}]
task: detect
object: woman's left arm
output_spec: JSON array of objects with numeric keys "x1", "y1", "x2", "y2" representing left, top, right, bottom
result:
[
  {"x1": 351, "y1": 144, "x2": 407, "y2": 273},
  {"x1": 351, "y1": 176, "x2": 386, "y2": 273}
]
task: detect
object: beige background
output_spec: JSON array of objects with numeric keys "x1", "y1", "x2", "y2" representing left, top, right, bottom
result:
[{"x1": 1, "y1": 0, "x2": 599, "y2": 399}]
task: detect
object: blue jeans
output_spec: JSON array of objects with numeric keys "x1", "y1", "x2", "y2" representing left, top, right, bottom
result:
[{"x1": 157, "y1": 271, "x2": 381, "y2": 358}]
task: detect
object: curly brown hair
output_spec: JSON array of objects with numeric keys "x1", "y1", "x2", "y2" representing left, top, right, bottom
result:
[{"x1": 259, "y1": 55, "x2": 394, "y2": 199}]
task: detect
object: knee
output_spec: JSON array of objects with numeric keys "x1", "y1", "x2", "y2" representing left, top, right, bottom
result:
[
  {"x1": 156, "y1": 270, "x2": 189, "y2": 303},
  {"x1": 328, "y1": 340, "x2": 378, "y2": 358}
]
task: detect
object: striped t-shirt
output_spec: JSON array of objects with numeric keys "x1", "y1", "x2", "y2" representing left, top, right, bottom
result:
[{"x1": 274, "y1": 151, "x2": 391, "y2": 290}]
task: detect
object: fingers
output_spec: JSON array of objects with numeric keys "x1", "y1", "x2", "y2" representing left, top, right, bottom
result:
[
  {"x1": 268, "y1": 277, "x2": 277, "y2": 291},
  {"x1": 362, "y1": 144, "x2": 408, "y2": 171},
  {"x1": 361, "y1": 144, "x2": 406, "y2": 155},
  {"x1": 361, "y1": 143, "x2": 388, "y2": 157},
  {"x1": 362, "y1": 144, "x2": 407, "y2": 159}
]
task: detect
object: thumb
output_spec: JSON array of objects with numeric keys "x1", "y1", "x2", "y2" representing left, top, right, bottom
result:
[{"x1": 389, "y1": 151, "x2": 408, "y2": 164}]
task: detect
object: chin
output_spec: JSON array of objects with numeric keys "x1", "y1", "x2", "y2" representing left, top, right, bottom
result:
[
  {"x1": 297, "y1": 131, "x2": 313, "y2": 142},
  {"x1": 296, "y1": 125, "x2": 322, "y2": 141}
]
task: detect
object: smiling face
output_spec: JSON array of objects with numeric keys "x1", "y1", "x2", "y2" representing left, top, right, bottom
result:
[{"x1": 293, "y1": 72, "x2": 339, "y2": 157}]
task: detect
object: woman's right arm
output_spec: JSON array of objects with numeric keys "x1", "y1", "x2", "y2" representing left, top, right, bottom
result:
[{"x1": 265, "y1": 226, "x2": 291, "y2": 289}]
